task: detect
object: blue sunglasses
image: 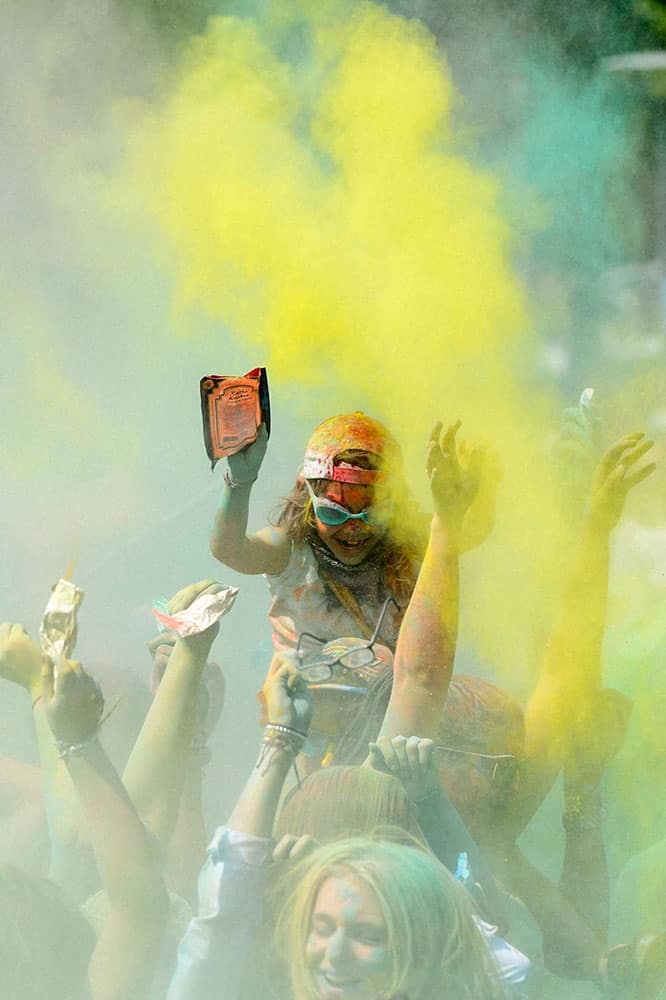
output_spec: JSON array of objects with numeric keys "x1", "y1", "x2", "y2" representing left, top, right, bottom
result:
[{"x1": 305, "y1": 480, "x2": 375, "y2": 527}]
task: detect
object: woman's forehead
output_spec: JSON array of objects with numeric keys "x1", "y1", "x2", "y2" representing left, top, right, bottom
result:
[{"x1": 323, "y1": 481, "x2": 374, "y2": 507}]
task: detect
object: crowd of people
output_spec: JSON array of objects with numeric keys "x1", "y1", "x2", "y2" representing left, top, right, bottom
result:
[{"x1": 1, "y1": 406, "x2": 664, "y2": 999}]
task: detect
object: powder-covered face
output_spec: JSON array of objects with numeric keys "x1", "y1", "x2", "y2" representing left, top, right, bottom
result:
[
  {"x1": 314, "y1": 482, "x2": 384, "y2": 566},
  {"x1": 306, "y1": 874, "x2": 391, "y2": 1000}
]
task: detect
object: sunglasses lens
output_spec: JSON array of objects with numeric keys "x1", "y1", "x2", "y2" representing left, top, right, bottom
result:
[
  {"x1": 302, "y1": 664, "x2": 332, "y2": 683},
  {"x1": 315, "y1": 504, "x2": 349, "y2": 526},
  {"x1": 339, "y1": 647, "x2": 376, "y2": 669}
]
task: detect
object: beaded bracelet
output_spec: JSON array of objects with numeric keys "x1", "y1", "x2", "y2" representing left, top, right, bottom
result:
[{"x1": 55, "y1": 730, "x2": 100, "y2": 761}]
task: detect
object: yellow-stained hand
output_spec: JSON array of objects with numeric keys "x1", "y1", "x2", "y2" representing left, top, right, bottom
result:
[
  {"x1": 565, "y1": 689, "x2": 633, "y2": 792},
  {"x1": 41, "y1": 655, "x2": 104, "y2": 746},
  {"x1": 368, "y1": 734, "x2": 440, "y2": 803},
  {"x1": 0, "y1": 623, "x2": 42, "y2": 694},
  {"x1": 263, "y1": 655, "x2": 313, "y2": 735},
  {"x1": 427, "y1": 421, "x2": 483, "y2": 528},
  {"x1": 586, "y1": 433, "x2": 655, "y2": 534}
]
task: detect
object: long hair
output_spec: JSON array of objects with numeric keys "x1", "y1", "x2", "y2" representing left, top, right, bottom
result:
[
  {"x1": 275, "y1": 765, "x2": 423, "y2": 843},
  {"x1": 272, "y1": 462, "x2": 426, "y2": 610},
  {"x1": 274, "y1": 838, "x2": 506, "y2": 1000}
]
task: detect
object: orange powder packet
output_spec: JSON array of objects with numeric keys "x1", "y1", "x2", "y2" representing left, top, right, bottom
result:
[{"x1": 200, "y1": 367, "x2": 270, "y2": 469}]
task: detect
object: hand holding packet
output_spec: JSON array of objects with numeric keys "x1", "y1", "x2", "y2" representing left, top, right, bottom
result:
[
  {"x1": 200, "y1": 368, "x2": 271, "y2": 470},
  {"x1": 152, "y1": 586, "x2": 239, "y2": 637}
]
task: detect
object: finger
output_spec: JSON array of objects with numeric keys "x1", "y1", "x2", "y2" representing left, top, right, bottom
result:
[
  {"x1": 405, "y1": 736, "x2": 421, "y2": 780},
  {"x1": 286, "y1": 667, "x2": 306, "y2": 695},
  {"x1": 624, "y1": 462, "x2": 656, "y2": 490},
  {"x1": 417, "y1": 738, "x2": 435, "y2": 771},
  {"x1": 597, "y1": 433, "x2": 644, "y2": 480},
  {"x1": 441, "y1": 420, "x2": 462, "y2": 454},
  {"x1": 429, "y1": 421, "x2": 443, "y2": 446},
  {"x1": 618, "y1": 439, "x2": 654, "y2": 470},
  {"x1": 425, "y1": 440, "x2": 440, "y2": 478},
  {"x1": 466, "y1": 445, "x2": 484, "y2": 492},
  {"x1": 272, "y1": 834, "x2": 298, "y2": 861},
  {"x1": 289, "y1": 835, "x2": 318, "y2": 861},
  {"x1": 41, "y1": 654, "x2": 55, "y2": 702},
  {"x1": 147, "y1": 632, "x2": 177, "y2": 657},
  {"x1": 390, "y1": 735, "x2": 409, "y2": 772},
  {"x1": 368, "y1": 742, "x2": 391, "y2": 774},
  {"x1": 168, "y1": 580, "x2": 219, "y2": 614},
  {"x1": 55, "y1": 657, "x2": 78, "y2": 686}
]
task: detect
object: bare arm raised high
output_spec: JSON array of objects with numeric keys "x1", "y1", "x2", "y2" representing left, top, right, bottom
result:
[
  {"x1": 378, "y1": 421, "x2": 482, "y2": 741},
  {"x1": 507, "y1": 432, "x2": 655, "y2": 838},
  {"x1": 42, "y1": 656, "x2": 168, "y2": 1000}
]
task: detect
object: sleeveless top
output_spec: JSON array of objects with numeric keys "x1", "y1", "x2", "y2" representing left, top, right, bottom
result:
[{"x1": 265, "y1": 541, "x2": 402, "y2": 653}]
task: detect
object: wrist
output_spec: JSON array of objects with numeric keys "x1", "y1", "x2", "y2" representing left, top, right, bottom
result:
[
  {"x1": 224, "y1": 469, "x2": 257, "y2": 490},
  {"x1": 55, "y1": 732, "x2": 101, "y2": 762},
  {"x1": 431, "y1": 514, "x2": 463, "y2": 548},
  {"x1": 563, "y1": 788, "x2": 606, "y2": 834}
]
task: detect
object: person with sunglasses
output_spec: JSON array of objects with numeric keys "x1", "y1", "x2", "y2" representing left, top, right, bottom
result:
[{"x1": 209, "y1": 410, "x2": 499, "y2": 655}]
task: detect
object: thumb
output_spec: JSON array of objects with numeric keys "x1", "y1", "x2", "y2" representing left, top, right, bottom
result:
[{"x1": 41, "y1": 654, "x2": 55, "y2": 703}]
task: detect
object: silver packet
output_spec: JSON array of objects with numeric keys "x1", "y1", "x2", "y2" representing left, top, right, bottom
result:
[{"x1": 40, "y1": 579, "x2": 84, "y2": 660}]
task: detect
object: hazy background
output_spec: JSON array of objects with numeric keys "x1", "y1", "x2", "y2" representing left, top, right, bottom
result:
[{"x1": 2, "y1": 3, "x2": 665, "y2": 995}]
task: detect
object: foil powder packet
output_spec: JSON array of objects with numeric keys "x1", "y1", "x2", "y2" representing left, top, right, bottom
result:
[
  {"x1": 40, "y1": 579, "x2": 84, "y2": 660},
  {"x1": 200, "y1": 368, "x2": 271, "y2": 470},
  {"x1": 152, "y1": 586, "x2": 239, "y2": 637}
]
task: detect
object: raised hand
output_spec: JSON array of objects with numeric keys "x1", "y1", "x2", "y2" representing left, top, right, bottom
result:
[
  {"x1": 272, "y1": 833, "x2": 319, "y2": 862},
  {"x1": 0, "y1": 623, "x2": 42, "y2": 694},
  {"x1": 226, "y1": 423, "x2": 268, "y2": 486},
  {"x1": 426, "y1": 421, "x2": 483, "y2": 528},
  {"x1": 41, "y1": 655, "x2": 104, "y2": 747},
  {"x1": 165, "y1": 579, "x2": 225, "y2": 659},
  {"x1": 263, "y1": 654, "x2": 313, "y2": 735},
  {"x1": 368, "y1": 734, "x2": 440, "y2": 803},
  {"x1": 586, "y1": 433, "x2": 655, "y2": 534}
]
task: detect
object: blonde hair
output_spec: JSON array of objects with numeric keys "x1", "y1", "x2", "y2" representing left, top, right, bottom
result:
[
  {"x1": 275, "y1": 765, "x2": 423, "y2": 843},
  {"x1": 274, "y1": 838, "x2": 505, "y2": 1000}
]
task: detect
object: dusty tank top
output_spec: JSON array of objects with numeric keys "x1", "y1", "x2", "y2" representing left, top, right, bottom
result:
[{"x1": 265, "y1": 541, "x2": 402, "y2": 652}]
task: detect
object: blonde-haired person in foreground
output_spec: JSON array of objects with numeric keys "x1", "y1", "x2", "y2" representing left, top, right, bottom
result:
[
  {"x1": 168, "y1": 659, "x2": 526, "y2": 1000},
  {"x1": 276, "y1": 836, "x2": 506, "y2": 1000}
]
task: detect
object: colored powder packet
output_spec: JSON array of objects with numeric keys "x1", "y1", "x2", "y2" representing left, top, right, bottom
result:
[
  {"x1": 200, "y1": 368, "x2": 271, "y2": 470},
  {"x1": 152, "y1": 586, "x2": 239, "y2": 637},
  {"x1": 40, "y1": 579, "x2": 84, "y2": 661}
]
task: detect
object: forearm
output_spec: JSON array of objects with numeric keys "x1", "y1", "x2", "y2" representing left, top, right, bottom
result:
[
  {"x1": 227, "y1": 744, "x2": 293, "y2": 838},
  {"x1": 70, "y1": 741, "x2": 168, "y2": 1000},
  {"x1": 32, "y1": 699, "x2": 97, "y2": 895},
  {"x1": 504, "y1": 846, "x2": 602, "y2": 981},
  {"x1": 166, "y1": 758, "x2": 209, "y2": 906},
  {"x1": 123, "y1": 641, "x2": 206, "y2": 844},
  {"x1": 210, "y1": 482, "x2": 253, "y2": 564},
  {"x1": 560, "y1": 783, "x2": 609, "y2": 941},
  {"x1": 417, "y1": 785, "x2": 509, "y2": 932},
  {"x1": 543, "y1": 519, "x2": 610, "y2": 693},
  {"x1": 67, "y1": 740, "x2": 164, "y2": 906},
  {"x1": 381, "y1": 515, "x2": 461, "y2": 738}
]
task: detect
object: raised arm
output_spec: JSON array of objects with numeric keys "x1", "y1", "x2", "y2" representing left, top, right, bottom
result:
[
  {"x1": 0, "y1": 623, "x2": 95, "y2": 898},
  {"x1": 378, "y1": 421, "x2": 482, "y2": 740},
  {"x1": 511, "y1": 432, "x2": 655, "y2": 835},
  {"x1": 167, "y1": 658, "x2": 313, "y2": 1000},
  {"x1": 209, "y1": 426, "x2": 290, "y2": 574},
  {"x1": 122, "y1": 581, "x2": 222, "y2": 848},
  {"x1": 42, "y1": 656, "x2": 168, "y2": 1000}
]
